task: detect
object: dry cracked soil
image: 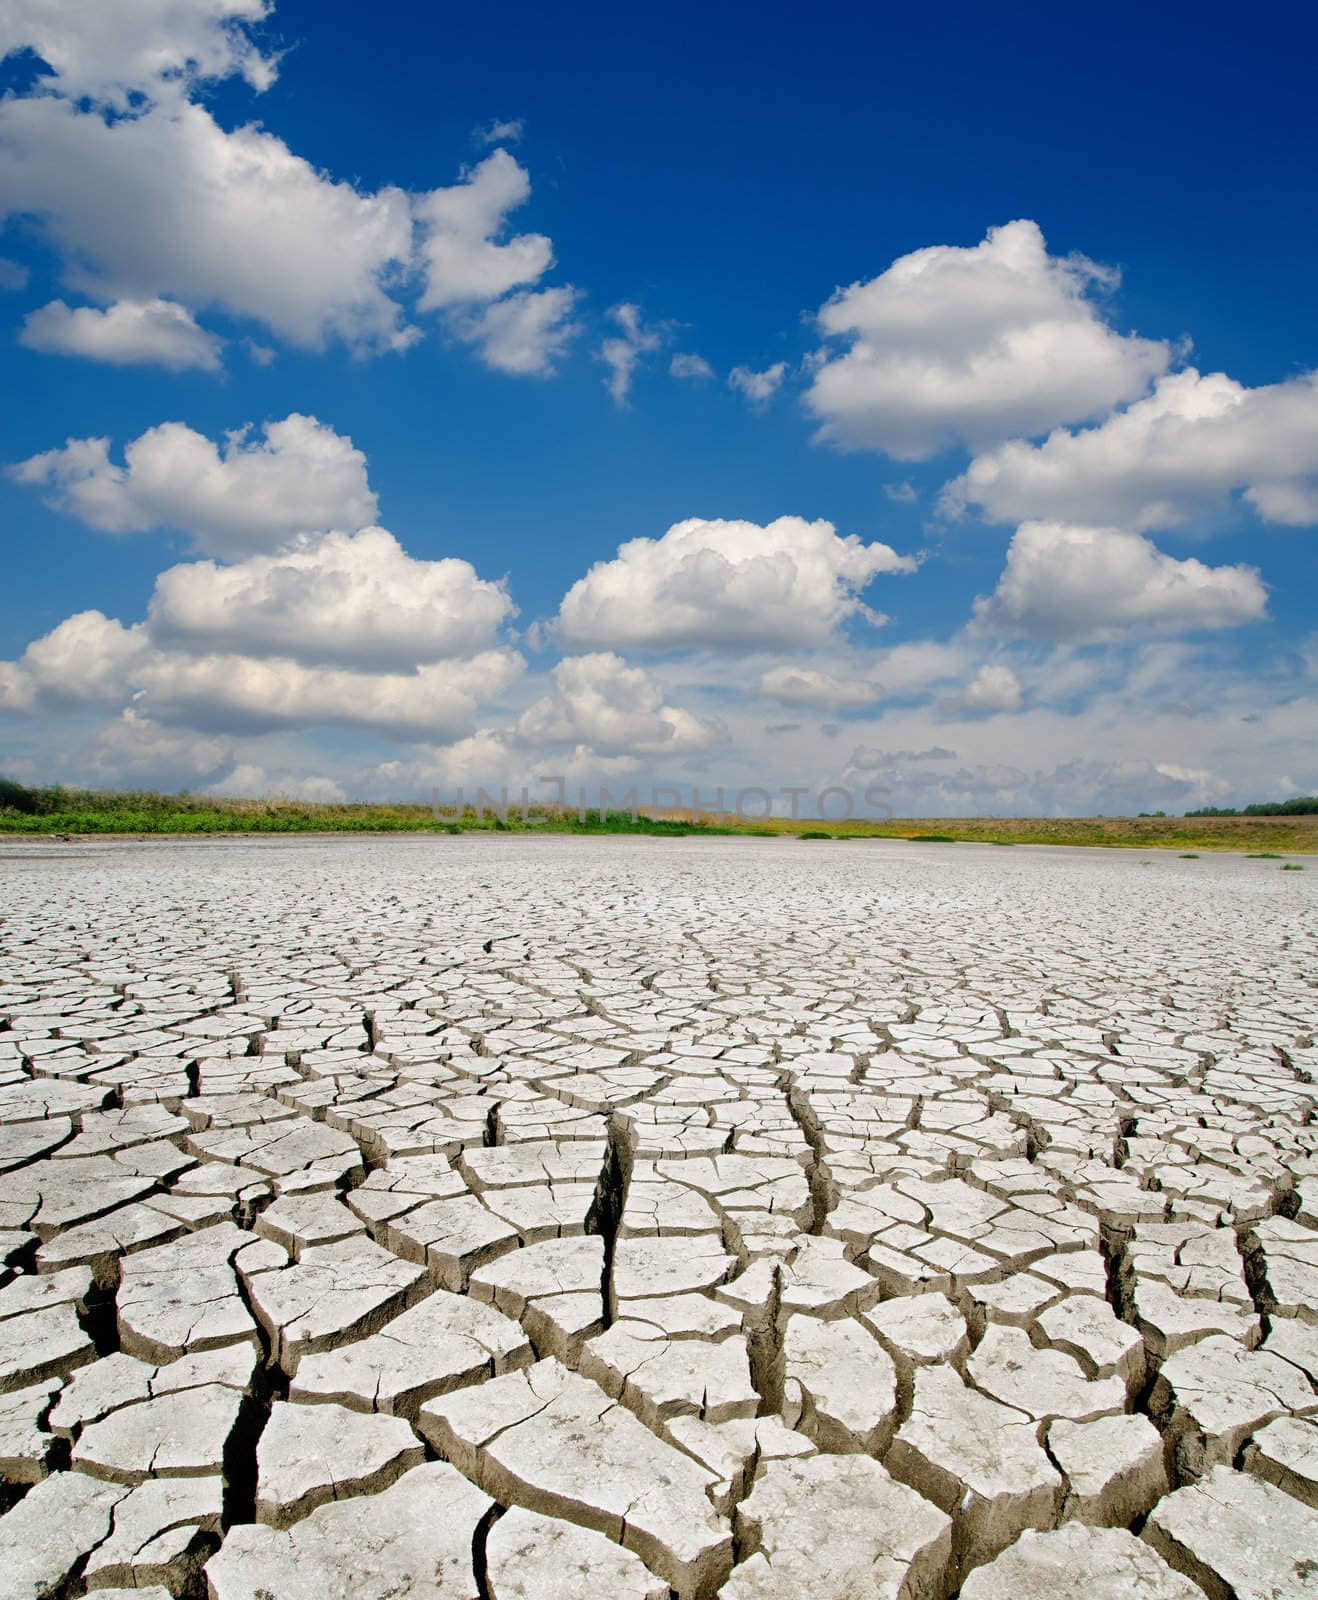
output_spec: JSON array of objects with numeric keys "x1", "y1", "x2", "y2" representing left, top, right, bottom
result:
[{"x1": 0, "y1": 833, "x2": 1315, "y2": 1600}]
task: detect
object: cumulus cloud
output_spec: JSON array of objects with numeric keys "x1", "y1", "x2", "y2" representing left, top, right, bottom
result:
[
  {"x1": 137, "y1": 648, "x2": 524, "y2": 741},
  {"x1": 365, "y1": 730, "x2": 654, "y2": 799},
  {"x1": 2, "y1": 539, "x2": 525, "y2": 745},
  {"x1": 0, "y1": 611, "x2": 147, "y2": 711},
  {"x1": 0, "y1": 4, "x2": 587, "y2": 375},
  {"x1": 451, "y1": 286, "x2": 581, "y2": 376},
  {"x1": 414, "y1": 149, "x2": 554, "y2": 311},
  {"x1": 0, "y1": 398, "x2": 534, "y2": 754},
  {"x1": 973, "y1": 521, "x2": 1268, "y2": 641},
  {"x1": 728, "y1": 362, "x2": 786, "y2": 408},
  {"x1": 9, "y1": 413, "x2": 377, "y2": 557},
  {"x1": 0, "y1": 0, "x2": 279, "y2": 109},
  {"x1": 0, "y1": 9, "x2": 582, "y2": 373},
  {"x1": 557, "y1": 516, "x2": 915, "y2": 651},
  {"x1": 147, "y1": 527, "x2": 514, "y2": 670},
  {"x1": 515, "y1": 653, "x2": 723, "y2": 754},
  {"x1": 805, "y1": 219, "x2": 1169, "y2": 459},
  {"x1": 206, "y1": 764, "x2": 346, "y2": 801},
  {"x1": 89, "y1": 709, "x2": 235, "y2": 784},
  {"x1": 759, "y1": 665, "x2": 881, "y2": 709},
  {"x1": 670, "y1": 353, "x2": 714, "y2": 381},
  {"x1": 19, "y1": 297, "x2": 225, "y2": 372},
  {"x1": 957, "y1": 663, "x2": 1023, "y2": 713},
  {"x1": 599, "y1": 303, "x2": 664, "y2": 405},
  {"x1": 412, "y1": 151, "x2": 579, "y2": 372},
  {"x1": 0, "y1": 96, "x2": 417, "y2": 354},
  {"x1": 0, "y1": 610, "x2": 520, "y2": 741},
  {"x1": 946, "y1": 367, "x2": 1318, "y2": 530},
  {"x1": 209, "y1": 764, "x2": 339, "y2": 806}
]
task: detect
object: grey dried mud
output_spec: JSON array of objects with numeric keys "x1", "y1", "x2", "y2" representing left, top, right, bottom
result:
[{"x1": 0, "y1": 834, "x2": 1314, "y2": 1599}]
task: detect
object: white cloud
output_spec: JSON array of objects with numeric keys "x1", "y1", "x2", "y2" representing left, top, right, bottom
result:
[
  {"x1": 957, "y1": 663, "x2": 1023, "y2": 713},
  {"x1": 866, "y1": 639, "x2": 974, "y2": 696},
  {"x1": 973, "y1": 521, "x2": 1268, "y2": 641},
  {"x1": 0, "y1": 611, "x2": 148, "y2": 711},
  {"x1": 89, "y1": 709, "x2": 234, "y2": 782},
  {"x1": 515, "y1": 653, "x2": 723, "y2": 754},
  {"x1": 0, "y1": 258, "x2": 30, "y2": 291},
  {"x1": 0, "y1": 607, "x2": 502, "y2": 741},
  {"x1": 205, "y1": 762, "x2": 269, "y2": 798},
  {"x1": 599, "y1": 303, "x2": 663, "y2": 405},
  {"x1": 10, "y1": 413, "x2": 377, "y2": 557},
  {"x1": 805, "y1": 219, "x2": 1170, "y2": 459},
  {"x1": 0, "y1": 0, "x2": 278, "y2": 109},
  {"x1": 363, "y1": 731, "x2": 649, "y2": 799},
  {"x1": 1, "y1": 535, "x2": 525, "y2": 747},
  {"x1": 411, "y1": 151, "x2": 579, "y2": 374},
  {"x1": 134, "y1": 647, "x2": 524, "y2": 741},
  {"x1": 342, "y1": 633, "x2": 1318, "y2": 813},
  {"x1": 759, "y1": 665, "x2": 881, "y2": 709},
  {"x1": 414, "y1": 150, "x2": 553, "y2": 311},
  {"x1": 883, "y1": 481, "x2": 917, "y2": 504},
  {"x1": 670, "y1": 352, "x2": 714, "y2": 381},
  {"x1": 148, "y1": 527, "x2": 514, "y2": 670},
  {"x1": 836, "y1": 750, "x2": 1234, "y2": 819},
  {"x1": 0, "y1": 662, "x2": 32, "y2": 713},
  {"x1": 0, "y1": 97, "x2": 415, "y2": 353},
  {"x1": 0, "y1": 96, "x2": 416, "y2": 354},
  {"x1": 381, "y1": 731, "x2": 535, "y2": 794},
  {"x1": 557, "y1": 515, "x2": 915, "y2": 651},
  {"x1": 0, "y1": 11, "x2": 583, "y2": 374},
  {"x1": 476, "y1": 118, "x2": 525, "y2": 147},
  {"x1": 946, "y1": 367, "x2": 1318, "y2": 530},
  {"x1": 206, "y1": 763, "x2": 346, "y2": 802},
  {"x1": 19, "y1": 297, "x2": 225, "y2": 372},
  {"x1": 1, "y1": 400, "x2": 533, "y2": 752},
  {"x1": 728, "y1": 362, "x2": 786, "y2": 408},
  {"x1": 823, "y1": 667, "x2": 1318, "y2": 815},
  {"x1": 452, "y1": 286, "x2": 580, "y2": 376},
  {"x1": 0, "y1": 8, "x2": 585, "y2": 374}
]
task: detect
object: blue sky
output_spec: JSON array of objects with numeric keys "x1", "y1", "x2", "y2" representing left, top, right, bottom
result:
[{"x1": 1, "y1": 0, "x2": 1315, "y2": 815}]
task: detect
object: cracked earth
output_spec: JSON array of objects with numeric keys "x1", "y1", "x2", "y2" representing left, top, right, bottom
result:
[{"x1": 0, "y1": 834, "x2": 1316, "y2": 1599}]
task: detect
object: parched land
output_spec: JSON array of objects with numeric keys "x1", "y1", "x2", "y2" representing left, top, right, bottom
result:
[{"x1": 0, "y1": 835, "x2": 1315, "y2": 1599}]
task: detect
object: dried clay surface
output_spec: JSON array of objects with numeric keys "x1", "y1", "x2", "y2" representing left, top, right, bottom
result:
[{"x1": 0, "y1": 833, "x2": 1315, "y2": 1599}]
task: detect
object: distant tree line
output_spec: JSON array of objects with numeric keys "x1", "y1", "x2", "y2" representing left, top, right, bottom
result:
[
  {"x1": 0, "y1": 778, "x2": 44, "y2": 812},
  {"x1": 1185, "y1": 797, "x2": 1318, "y2": 817}
]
